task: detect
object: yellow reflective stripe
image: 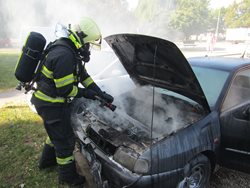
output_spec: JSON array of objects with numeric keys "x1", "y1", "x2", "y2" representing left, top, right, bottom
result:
[
  {"x1": 68, "y1": 86, "x2": 78, "y2": 97},
  {"x1": 34, "y1": 90, "x2": 65, "y2": 103},
  {"x1": 54, "y1": 73, "x2": 74, "y2": 88},
  {"x1": 41, "y1": 65, "x2": 53, "y2": 79},
  {"x1": 45, "y1": 137, "x2": 54, "y2": 147},
  {"x1": 82, "y1": 77, "x2": 94, "y2": 88},
  {"x1": 56, "y1": 156, "x2": 74, "y2": 165},
  {"x1": 69, "y1": 34, "x2": 81, "y2": 49}
]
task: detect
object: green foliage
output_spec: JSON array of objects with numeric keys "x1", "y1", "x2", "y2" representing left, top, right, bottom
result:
[
  {"x1": 169, "y1": 0, "x2": 210, "y2": 40},
  {"x1": 224, "y1": 0, "x2": 250, "y2": 28},
  {"x1": 134, "y1": 0, "x2": 177, "y2": 39},
  {"x1": 0, "y1": 51, "x2": 20, "y2": 91},
  {"x1": 135, "y1": 0, "x2": 159, "y2": 22},
  {"x1": 210, "y1": 8, "x2": 226, "y2": 33},
  {"x1": 0, "y1": 105, "x2": 62, "y2": 187}
]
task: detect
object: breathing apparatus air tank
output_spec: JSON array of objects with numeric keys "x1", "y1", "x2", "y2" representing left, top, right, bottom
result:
[{"x1": 15, "y1": 31, "x2": 46, "y2": 83}]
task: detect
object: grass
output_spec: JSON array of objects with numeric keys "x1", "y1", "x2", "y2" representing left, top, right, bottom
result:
[
  {"x1": 0, "y1": 105, "x2": 62, "y2": 187},
  {"x1": 0, "y1": 51, "x2": 72, "y2": 187},
  {"x1": 0, "y1": 50, "x2": 20, "y2": 92},
  {"x1": 0, "y1": 50, "x2": 85, "y2": 187}
]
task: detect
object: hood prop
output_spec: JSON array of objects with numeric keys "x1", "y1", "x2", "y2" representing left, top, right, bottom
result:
[{"x1": 150, "y1": 44, "x2": 161, "y2": 186}]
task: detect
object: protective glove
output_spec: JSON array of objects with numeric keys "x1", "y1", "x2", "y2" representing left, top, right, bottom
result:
[
  {"x1": 99, "y1": 91, "x2": 114, "y2": 103},
  {"x1": 87, "y1": 83, "x2": 114, "y2": 103},
  {"x1": 82, "y1": 88, "x2": 97, "y2": 100}
]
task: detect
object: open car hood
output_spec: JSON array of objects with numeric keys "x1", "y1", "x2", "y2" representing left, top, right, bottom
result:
[{"x1": 105, "y1": 34, "x2": 210, "y2": 112}]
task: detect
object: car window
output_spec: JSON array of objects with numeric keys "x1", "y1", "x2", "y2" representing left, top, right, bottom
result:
[
  {"x1": 192, "y1": 66, "x2": 229, "y2": 107},
  {"x1": 222, "y1": 69, "x2": 250, "y2": 111}
]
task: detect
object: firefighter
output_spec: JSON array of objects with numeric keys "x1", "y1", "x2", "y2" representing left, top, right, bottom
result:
[{"x1": 31, "y1": 17, "x2": 113, "y2": 186}]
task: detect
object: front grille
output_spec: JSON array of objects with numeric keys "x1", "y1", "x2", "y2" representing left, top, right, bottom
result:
[{"x1": 86, "y1": 127, "x2": 117, "y2": 155}]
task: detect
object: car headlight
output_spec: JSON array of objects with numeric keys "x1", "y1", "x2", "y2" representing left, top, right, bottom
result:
[
  {"x1": 134, "y1": 158, "x2": 149, "y2": 174},
  {"x1": 113, "y1": 147, "x2": 149, "y2": 174},
  {"x1": 114, "y1": 147, "x2": 137, "y2": 171}
]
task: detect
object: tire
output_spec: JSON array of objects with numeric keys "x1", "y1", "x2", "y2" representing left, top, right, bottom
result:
[{"x1": 177, "y1": 154, "x2": 211, "y2": 188}]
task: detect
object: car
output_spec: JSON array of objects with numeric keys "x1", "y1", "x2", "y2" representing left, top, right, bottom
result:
[
  {"x1": 71, "y1": 34, "x2": 250, "y2": 188},
  {"x1": 0, "y1": 38, "x2": 11, "y2": 47}
]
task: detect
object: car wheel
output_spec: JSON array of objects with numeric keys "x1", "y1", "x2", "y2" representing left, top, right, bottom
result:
[{"x1": 177, "y1": 154, "x2": 211, "y2": 188}]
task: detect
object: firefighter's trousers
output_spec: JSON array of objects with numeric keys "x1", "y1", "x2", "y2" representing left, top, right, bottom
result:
[{"x1": 36, "y1": 105, "x2": 75, "y2": 166}]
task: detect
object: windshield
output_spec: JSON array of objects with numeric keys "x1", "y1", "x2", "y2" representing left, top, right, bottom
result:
[{"x1": 192, "y1": 66, "x2": 229, "y2": 107}]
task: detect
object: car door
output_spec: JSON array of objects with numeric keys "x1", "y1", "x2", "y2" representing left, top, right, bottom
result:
[{"x1": 220, "y1": 67, "x2": 250, "y2": 173}]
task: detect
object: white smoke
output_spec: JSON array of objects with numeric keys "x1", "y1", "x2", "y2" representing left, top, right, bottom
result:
[
  {"x1": 4, "y1": 0, "x2": 182, "y2": 47},
  {"x1": 3, "y1": 0, "x2": 138, "y2": 45},
  {"x1": 82, "y1": 85, "x2": 204, "y2": 140},
  {"x1": 116, "y1": 86, "x2": 195, "y2": 138}
]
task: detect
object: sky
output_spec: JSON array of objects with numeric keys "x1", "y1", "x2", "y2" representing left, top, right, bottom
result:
[
  {"x1": 127, "y1": 0, "x2": 138, "y2": 10},
  {"x1": 210, "y1": 0, "x2": 238, "y2": 8},
  {"x1": 127, "y1": 0, "x2": 238, "y2": 10}
]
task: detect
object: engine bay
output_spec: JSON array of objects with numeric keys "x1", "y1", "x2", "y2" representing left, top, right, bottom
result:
[{"x1": 71, "y1": 86, "x2": 206, "y2": 156}]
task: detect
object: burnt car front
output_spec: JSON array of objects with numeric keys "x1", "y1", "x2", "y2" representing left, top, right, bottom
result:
[{"x1": 71, "y1": 34, "x2": 220, "y2": 188}]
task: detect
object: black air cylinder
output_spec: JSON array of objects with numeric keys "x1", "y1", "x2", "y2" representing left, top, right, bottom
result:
[{"x1": 15, "y1": 32, "x2": 46, "y2": 82}]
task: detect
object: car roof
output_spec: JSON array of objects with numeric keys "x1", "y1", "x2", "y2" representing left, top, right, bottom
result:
[{"x1": 188, "y1": 57, "x2": 250, "y2": 72}]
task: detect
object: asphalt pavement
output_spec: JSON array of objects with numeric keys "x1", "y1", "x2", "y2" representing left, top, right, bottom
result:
[
  {"x1": 0, "y1": 89, "x2": 27, "y2": 108},
  {"x1": 180, "y1": 41, "x2": 248, "y2": 58}
]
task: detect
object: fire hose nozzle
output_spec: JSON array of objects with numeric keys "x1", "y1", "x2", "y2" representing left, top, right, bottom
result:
[
  {"x1": 105, "y1": 102, "x2": 117, "y2": 111},
  {"x1": 95, "y1": 96, "x2": 116, "y2": 111}
]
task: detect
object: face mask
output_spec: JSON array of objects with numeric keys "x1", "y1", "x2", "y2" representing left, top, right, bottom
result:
[{"x1": 78, "y1": 43, "x2": 90, "y2": 62}]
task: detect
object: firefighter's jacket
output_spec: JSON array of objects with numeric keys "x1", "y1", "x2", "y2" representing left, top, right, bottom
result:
[{"x1": 31, "y1": 38, "x2": 99, "y2": 107}]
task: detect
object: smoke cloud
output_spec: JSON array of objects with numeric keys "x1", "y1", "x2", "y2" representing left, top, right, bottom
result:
[
  {"x1": 2, "y1": 0, "x2": 182, "y2": 46},
  {"x1": 1, "y1": 0, "x2": 138, "y2": 45},
  {"x1": 81, "y1": 85, "x2": 204, "y2": 140},
  {"x1": 1, "y1": 0, "x2": 140, "y2": 75}
]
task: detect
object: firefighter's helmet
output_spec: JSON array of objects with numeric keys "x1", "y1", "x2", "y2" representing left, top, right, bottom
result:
[{"x1": 69, "y1": 17, "x2": 102, "y2": 49}]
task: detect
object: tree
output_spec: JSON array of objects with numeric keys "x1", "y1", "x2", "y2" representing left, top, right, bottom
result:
[
  {"x1": 135, "y1": 0, "x2": 159, "y2": 22},
  {"x1": 224, "y1": 0, "x2": 250, "y2": 28},
  {"x1": 134, "y1": 0, "x2": 177, "y2": 39},
  {"x1": 169, "y1": 0, "x2": 210, "y2": 40},
  {"x1": 81, "y1": 0, "x2": 136, "y2": 35},
  {"x1": 210, "y1": 8, "x2": 227, "y2": 35}
]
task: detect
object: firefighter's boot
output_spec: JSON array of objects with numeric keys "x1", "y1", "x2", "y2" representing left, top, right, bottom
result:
[
  {"x1": 38, "y1": 144, "x2": 57, "y2": 169},
  {"x1": 58, "y1": 162, "x2": 85, "y2": 186}
]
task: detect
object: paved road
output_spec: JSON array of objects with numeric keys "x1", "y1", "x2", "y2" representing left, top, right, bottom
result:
[
  {"x1": 0, "y1": 89, "x2": 27, "y2": 108},
  {"x1": 180, "y1": 41, "x2": 248, "y2": 58}
]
